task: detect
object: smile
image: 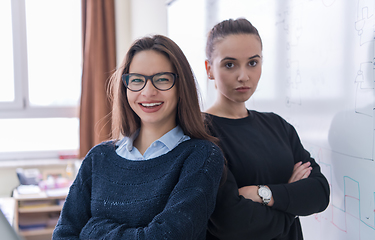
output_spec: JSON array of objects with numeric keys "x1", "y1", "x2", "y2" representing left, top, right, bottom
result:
[{"x1": 140, "y1": 102, "x2": 163, "y2": 107}]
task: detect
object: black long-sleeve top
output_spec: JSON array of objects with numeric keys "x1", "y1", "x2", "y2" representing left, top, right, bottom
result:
[{"x1": 205, "y1": 110, "x2": 330, "y2": 240}]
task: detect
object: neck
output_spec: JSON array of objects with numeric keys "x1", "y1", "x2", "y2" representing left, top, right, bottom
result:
[
  {"x1": 206, "y1": 97, "x2": 248, "y2": 119},
  {"x1": 134, "y1": 122, "x2": 176, "y2": 155}
]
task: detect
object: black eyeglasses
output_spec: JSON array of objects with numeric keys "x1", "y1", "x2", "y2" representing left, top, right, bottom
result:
[{"x1": 122, "y1": 72, "x2": 177, "y2": 92}]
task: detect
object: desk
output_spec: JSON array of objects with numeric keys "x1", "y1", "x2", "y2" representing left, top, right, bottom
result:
[{"x1": 13, "y1": 189, "x2": 66, "y2": 240}]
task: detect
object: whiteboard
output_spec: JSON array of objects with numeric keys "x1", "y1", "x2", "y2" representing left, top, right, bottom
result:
[{"x1": 168, "y1": 0, "x2": 375, "y2": 239}]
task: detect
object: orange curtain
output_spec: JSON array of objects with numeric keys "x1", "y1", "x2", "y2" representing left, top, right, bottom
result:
[{"x1": 79, "y1": 0, "x2": 116, "y2": 158}]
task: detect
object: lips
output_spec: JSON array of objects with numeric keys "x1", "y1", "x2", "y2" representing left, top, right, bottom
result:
[
  {"x1": 235, "y1": 86, "x2": 250, "y2": 92},
  {"x1": 139, "y1": 102, "x2": 164, "y2": 113}
]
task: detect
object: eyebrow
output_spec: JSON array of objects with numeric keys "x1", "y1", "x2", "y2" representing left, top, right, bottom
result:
[{"x1": 220, "y1": 54, "x2": 261, "y2": 63}]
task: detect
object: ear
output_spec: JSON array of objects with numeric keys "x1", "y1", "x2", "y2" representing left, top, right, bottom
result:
[{"x1": 205, "y1": 60, "x2": 214, "y2": 80}]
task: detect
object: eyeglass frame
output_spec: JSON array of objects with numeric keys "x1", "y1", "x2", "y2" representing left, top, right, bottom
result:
[{"x1": 122, "y1": 72, "x2": 178, "y2": 92}]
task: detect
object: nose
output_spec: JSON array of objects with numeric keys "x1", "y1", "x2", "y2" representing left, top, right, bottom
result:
[
  {"x1": 141, "y1": 79, "x2": 157, "y2": 96},
  {"x1": 237, "y1": 67, "x2": 250, "y2": 82}
]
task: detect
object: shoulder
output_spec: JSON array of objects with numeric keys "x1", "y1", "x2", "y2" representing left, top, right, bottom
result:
[
  {"x1": 79, "y1": 140, "x2": 117, "y2": 169},
  {"x1": 250, "y1": 110, "x2": 282, "y2": 121},
  {"x1": 203, "y1": 112, "x2": 214, "y2": 126},
  {"x1": 174, "y1": 138, "x2": 224, "y2": 167},
  {"x1": 203, "y1": 113, "x2": 216, "y2": 136},
  {"x1": 177, "y1": 138, "x2": 221, "y2": 156},
  {"x1": 251, "y1": 111, "x2": 301, "y2": 143},
  {"x1": 171, "y1": 139, "x2": 224, "y2": 185},
  {"x1": 71, "y1": 142, "x2": 116, "y2": 189},
  {"x1": 196, "y1": 139, "x2": 223, "y2": 162},
  {"x1": 84, "y1": 140, "x2": 117, "y2": 157},
  {"x1": 250, "y1": 110, "x2": 292, "y2": 127}
]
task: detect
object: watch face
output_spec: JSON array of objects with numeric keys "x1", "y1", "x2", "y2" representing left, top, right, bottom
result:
[{"x1": 259, "y1": 187, "x2": 272, "y2": 199}]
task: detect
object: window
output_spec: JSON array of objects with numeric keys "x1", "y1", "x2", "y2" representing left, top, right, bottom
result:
[{"x1": 0, "y1": 0, "x2": 82, "y2": 161}]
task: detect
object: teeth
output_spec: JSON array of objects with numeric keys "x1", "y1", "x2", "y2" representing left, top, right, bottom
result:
[{"x1": 141, "y1": 102, "x2": 162, "y2": 107}]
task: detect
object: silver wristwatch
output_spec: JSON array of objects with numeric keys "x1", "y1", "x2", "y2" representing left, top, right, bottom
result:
[{"x1": 258, "y1": 185, "x2": 272, "y2": 205}]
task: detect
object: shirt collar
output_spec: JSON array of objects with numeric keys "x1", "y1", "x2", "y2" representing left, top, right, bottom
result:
[
  {"x1": 126, "y1": 129, "x2": 139, "y2": 152},
  {"x1": 158, "y1": 125, "x2": 186, "y2": 151},
  {"x1": 116, "y1": 125, "x2": 186, "y2": 153},
  {"x1": 115, "y1": 129, "x2": 139, "y2": 153}
]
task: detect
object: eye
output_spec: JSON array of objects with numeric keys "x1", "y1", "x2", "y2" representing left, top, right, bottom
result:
[
  {"x1": 129, "y1": 77, "x2": 144, "y2": 85},
  {"x1": 155, "y1": 77, "x2": 170, "y2": 83},
  {"x1": 154, "y1": 73, "x2": 174, "y2": 84},
  {"x1": 249, "y1": 60, "x2": 258, "y2": 67},
  {"x1": 225, "y1": 62, "x2": 235, "y2": 69},
  {"x1": 131, "y1": 78, "x2": 143, "y2": 83}
]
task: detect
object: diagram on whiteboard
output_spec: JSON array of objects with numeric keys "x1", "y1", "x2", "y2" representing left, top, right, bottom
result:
[{"x1": 272, "y1": 0, "x2": 375, "y2": 239}]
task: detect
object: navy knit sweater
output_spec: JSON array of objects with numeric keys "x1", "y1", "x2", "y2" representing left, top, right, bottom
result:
[{"x1": 52, "y1": 139, "x2": 224, "y2": 240}]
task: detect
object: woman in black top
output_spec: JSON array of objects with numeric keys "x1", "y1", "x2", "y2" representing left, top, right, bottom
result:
[{"x1": 204, "y1": 18, "x2": 330, "y2": 240}]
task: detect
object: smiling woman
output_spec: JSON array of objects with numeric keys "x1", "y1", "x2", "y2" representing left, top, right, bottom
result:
[
  {"x1": 125, "y1": 50, "x2": 178, "y2": 150},
  {"x1": 52, "y1": 34, "x2": 224, "y2": 240}
]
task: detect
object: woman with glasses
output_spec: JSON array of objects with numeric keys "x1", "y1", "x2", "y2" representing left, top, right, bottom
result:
[
  {"x1": 204, "y1": 18, "x2": 330, "y2": 240},
  {"x1": 53, "y1": 35, "x2": 224, "y2": 240}
]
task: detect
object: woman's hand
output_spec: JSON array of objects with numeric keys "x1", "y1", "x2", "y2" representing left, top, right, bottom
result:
[
  {"x1": 238, "y1": 185, "x2": 274, "y2": 206},
  {"x1": 238, "y1": 185, "x2": 259, "y2": 202},
  {"x1": 288, "y1": 161, "x2": 312, "y2": 183}
]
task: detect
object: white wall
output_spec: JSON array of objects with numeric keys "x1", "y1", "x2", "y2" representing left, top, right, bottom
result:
[
  {"x1": 114, "y1": 0, "x2": 131, "y2": 66},
  {"x1": 114, "y1": 0, "x2": 168, "y2": 66}
]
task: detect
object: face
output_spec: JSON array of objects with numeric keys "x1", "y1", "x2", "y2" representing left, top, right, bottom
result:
[
  {"x1": 127, "y1": 50, "x2": 178, "y2": 130},
  {"x1": 206, "y1": 34, "x2": 262, "y2": 104}
]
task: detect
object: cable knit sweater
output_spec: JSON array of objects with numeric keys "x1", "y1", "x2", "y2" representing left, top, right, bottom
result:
[{"x1": 52, "y1": 139, "x2": 224, "y2": 240}]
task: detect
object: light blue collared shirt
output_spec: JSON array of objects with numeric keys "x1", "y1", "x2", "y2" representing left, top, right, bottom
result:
[{"x1": 115, "y1": 125, "x2": 190, "y2": 160}]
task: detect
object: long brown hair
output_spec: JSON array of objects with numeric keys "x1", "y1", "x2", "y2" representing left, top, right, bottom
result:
[{"x1": 109, "y1": 35, "x2": 216, "y2": 143}]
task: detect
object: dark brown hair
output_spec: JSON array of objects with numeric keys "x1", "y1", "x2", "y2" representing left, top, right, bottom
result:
[
  {"x1": 109, "y1": 35, "x2": 216, "y2": 143},
  {"x1": 206, "y1": 18, "x2": 262, "y2": 62}
]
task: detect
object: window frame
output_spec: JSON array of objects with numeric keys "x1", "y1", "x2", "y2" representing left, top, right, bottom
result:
[
  {"x1": 1, "y1": 0, "x2": 80, "y2": 118},
  {"x1": 0, "y1": 0, "x2": 80, "y2": 161},
  {"x1": 0, "y1": 0, "x2": 25, "y2": 110}
]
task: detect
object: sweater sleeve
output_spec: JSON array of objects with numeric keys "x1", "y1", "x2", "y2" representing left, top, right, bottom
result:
[
  {"x1": 268, "y1": 120, "x2": 330, "y2": 216},
  {"x1": 52, "y1": 152, "x2": 93, "y2": 239},
  {"x1": 78, "y1": 143, "x2": 224, "y2": 240},
  {"x1": 208, "y1": 168, "x2": 296, "y2": 240}
]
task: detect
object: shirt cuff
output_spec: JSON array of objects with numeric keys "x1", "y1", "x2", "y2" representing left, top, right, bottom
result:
[{"x1": 267, "y1": 184, "x2": 290, "y2": 212}]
